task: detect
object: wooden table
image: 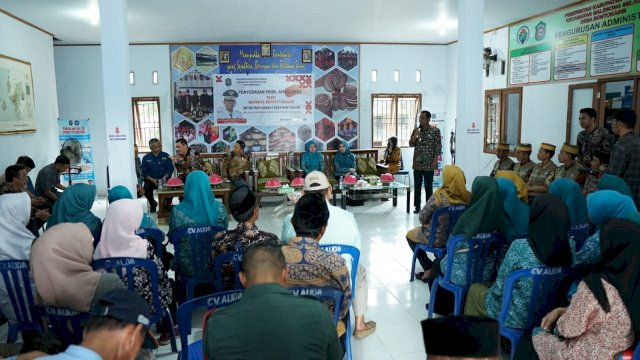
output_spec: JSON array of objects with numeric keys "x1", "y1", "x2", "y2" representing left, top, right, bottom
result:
[{"x1": 156, "y1": 184, "x2": 231, "y2": 223}]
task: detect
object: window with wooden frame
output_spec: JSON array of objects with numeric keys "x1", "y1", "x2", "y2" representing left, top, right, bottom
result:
[
  {"x1": 565, "y1": 83, "x2": 597, "y2": 144},
  {"x1": 132, "y1": 97, "x2": 161, "y2": 153},
  {"x1": 371, "y1": 94, "x2": 421, "y2": 147},
  {"x1": 483, "y1": 88, "x2": 522, "y2": 154}
]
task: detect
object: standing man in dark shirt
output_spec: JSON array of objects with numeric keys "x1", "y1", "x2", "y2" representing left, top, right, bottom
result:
[
  {"x1": 576, "y1": 108, "x2": 611, "y2": 165},
  {"x1": 607, "y1": 109, "x2": 640, "y2": 207},
  {"x1": 34, "y1": 155, "x2": 70, "y2": 206},
  {"x1": 409, "y1": 110, "x2": 442, "y2": 214},
  {"x1": 141, "y1": 138, "x2": 174, "y2": 213}
]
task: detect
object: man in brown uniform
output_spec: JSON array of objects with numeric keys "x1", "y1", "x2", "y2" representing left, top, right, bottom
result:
[
  {"x1": 513, "y1": 143, "x2": 536, "y2": 182},
  {"x1": 527, "y1": 143, "x2": 558, "y2": 200},
  {"x1": 490, "y1": 143, "x2": 514, "y2": 177},
  {"x1": 555, "y1": 143, "x2": 581, "y2": 181}
]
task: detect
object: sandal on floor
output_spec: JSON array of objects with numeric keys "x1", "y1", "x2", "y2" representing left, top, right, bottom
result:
[
  {"x1": 353, "y1": 321, "x2": 377, "y2": 339},
  {"x1": 414, "y1": 271, "x2": 424, "y2": 279},
  {"x1": 420, "y1": 270, "x2": 431, "y2": 283}
]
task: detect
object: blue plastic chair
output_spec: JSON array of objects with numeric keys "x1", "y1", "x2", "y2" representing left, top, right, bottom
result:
[
  {"x1": 135, "y1": 227, "x2": 166, "y2": 258},
  {"x1": 498, "y1": 266, "x2": 573, "y2": 360},
  {"x1": 212, "y1": 252, "x2": 244, "y2": 292},
  {"x1": 410, "y1": 205, "x2": 467, "y2": 281},
  {"x1": 92, "y1": 257, "x2": 177, "y2": 352},
  {"x1": 569, "y1": 223, "x2": 591, "y2": 252},
  {"x1": 176, "y1": 290, "x2": 244, "y2": 360},
  {"x1": 319, "y1": 244, "x2": 359, "y2": 360},
  {"x1": 169, "y1": 226, "x2": 225, "y2": 301},
  {"x1": 290, "y1": 287, "x2": 344, "y2": 326},
  {"x1": 428, "y1": 232, "x2": 503, "y2": 318},
  {"x1": 30, "y1": 306, "x2": 90, "y2": 346},
  {"x1": 0, "y1": 260, "x2": 36, "y2": 342}
]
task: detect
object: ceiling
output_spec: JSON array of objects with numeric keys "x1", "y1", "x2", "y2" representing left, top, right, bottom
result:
[{"x1": 0, "y1": 0, "x2": 578, "y2": 44}]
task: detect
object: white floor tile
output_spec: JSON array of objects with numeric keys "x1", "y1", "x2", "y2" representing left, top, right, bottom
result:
[
  {"x1": 386, "y1": 283, "x2": 430, "y2": 304},
  {"x1": 365, "y1": 304, "x2": 419, "y2": 328},
  {"x1": 351, "y1": 333, "x2": 392, "y2": 360},
  {"x1": 377, "y1": 324, "x2": 425, "y2": 355}
]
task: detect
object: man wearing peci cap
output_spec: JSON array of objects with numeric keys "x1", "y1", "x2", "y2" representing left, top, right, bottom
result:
[
  {"x1": 217, "y1": 89, "x2": 244, "y2": 120},
  {"x1": 527, "y1": 143, "x2": 558, "y2": 199},
  {"x1": 421, "y1": 316, "x2": 500, "y2": 359},
  {"x1": 489, "y1": 143, "x2": 514, "y2": 177},
  {"x1": 12, "y1": 289, "x2": 158, "y2": 360},
  {"x1": 513, "y1": 143, "x2": 536, "y2": 183},
  {"x1": 555, "y1": 143, "x2": 581, "y2": 181},
  {"x1": 211, "y1": 185, "x2": 279, "y2": 265}
]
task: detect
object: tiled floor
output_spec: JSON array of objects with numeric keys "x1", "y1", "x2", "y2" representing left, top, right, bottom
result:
[{"x1": 4, "y1": 189, "x2": 433, "y2": 359}]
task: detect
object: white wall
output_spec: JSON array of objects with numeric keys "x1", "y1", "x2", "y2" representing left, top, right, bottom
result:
[
  {"x1": 55, "y1": 45, "x2": 172, "y2": 195},
  {"x1": 0, "y1": 12, "x2": 59, "y2": 177}
]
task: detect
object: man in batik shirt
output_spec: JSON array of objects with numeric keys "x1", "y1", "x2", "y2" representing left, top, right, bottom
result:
[
  {"x1": 225, "y1": 140, "x2": 251, "y2": 187},
  {"x1": 173, "y1": 138, "x2": 205, "y2": 182}
]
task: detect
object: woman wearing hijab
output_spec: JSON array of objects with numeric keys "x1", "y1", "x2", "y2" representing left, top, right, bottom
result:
[
  {"x1": 47, "y1": 183, "x2": 102, "y2": 245},
  {"x1": 406, "y1": 165, "x2": 471, "y2": 281},
  {"x1": 300, "y1": 140, "x2": 324, "y2": 175},
  {"x1": 496, "y1": 177, "x2": 529, "y2": 242},
  {"x1": 381, "y1": 136, "x2": 401, "y2": 174},
  {"x1": 95, "y1": 199, "x2": 174, "y2": 344},
  {"x1": 169, "y1": 170, "x2": 228, "y2": 277},
  {"x1": 333, "y1": 141, "x2": 356, "y2": 179},
  {"x1": 531, "y1": 219, "x2": 639, "y2": 359},
  {"x1": 495, "y1": 170, "x2": 528, "y2": 203},
  {"x1": 107, "y1": 185, "x2": 157, "y2": 229},
  {"x1": 597, "y1": 173, "x2": 633, "y2": 198},
  {"x1": 465, "y1": 194, "x2": 573, "y2": 329},
  {"x1": 549, "y1": 178, "x2": 589, "y2": 226},
  {"x1": 30, "y1": 223, "x2": 124, "y2": 312}
]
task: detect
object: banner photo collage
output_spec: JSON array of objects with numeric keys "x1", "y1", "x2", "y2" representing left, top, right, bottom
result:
[
  {"x1": 508, "y1": 0, "x2": 640, "y2": 85},
  {"x1": 170, "y1": 44, "x2": 359, "y2": 154}
]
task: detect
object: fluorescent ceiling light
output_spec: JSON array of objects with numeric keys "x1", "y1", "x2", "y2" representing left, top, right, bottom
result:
[
  {"x1": 371, "y1": 69, "x2": 377, "y2": 83},
  {"x1": 394, "y1": 70, "x2": 399, "y2": 83}
]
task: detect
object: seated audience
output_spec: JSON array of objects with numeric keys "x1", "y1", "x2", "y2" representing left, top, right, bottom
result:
[
  {"x1": 527, "y1": 143, "x2": 557, "y2": 200},
  {"x1": 490, "y1": 143, "x2": 514, "y2": 177},
  {"x1": 169, "y1": 170, "x2": 228, "y2": 277},
  {"x1": 281, "y1": 171, "x2": 376, "y2": 339},
  {"x1": 301, "y1": 140, "x2": 324, "y2": 175},
  {"x1": 173, "y1": 138, "x2": 206, "y2": 182},
  {"x1": 513, "y1": 143, "x2": 536, "y2": 183},
  {"x1": 495, "y1": 170, "x2": 528, "y2": 203},
  {"x1": 2, "y1": 165, "x2": 49, "y2": 233},
  {"x1": 1, "y1": 156, "x2": 43, "y2": 206},
  {"x1": 582, "y1": 150, "x2": 610, "y2": 195},
  {"x1": 422, "y1": 317, "x2": 500, "y2": 360},
  {"x1": 225, "y1": 140, "x2": 251, "y2": 187},
  {"x1": 282, "y1": 193, "x2": 352, "y2": 327},
  {"x1": 380, "y1": 136, "x2": 401, "y2": 174},
  {"x1": 204, "y1": 243, "x2": 343, "y2": 359},
  {"x1": 134, "y1": 144, "x2": 144, "y2": 197},
  {"x1": 607, "y1": 109, "x2": 640, "y2": 208},
  {"x1": 141, "y1": 138, "x2": 174, "y2": 213},
  {"x1": 554, "y1": 143, "x2": 580, "y2": 181},
  {"x1": 10, "y1": 289, "x2": 157, "y2": 360},
  {"x1": 31, "y1": 223, "x2": 125, "y2": 312},
  {"x1": 34, "y1": 155, "x2": 70, "y2": 205},
  {"x1": 405, "y1": 165, "x2": 470, "y2": 281},
  {"x1": 94, "y1": 199, "x2": 174, "y2": 344},
  {"x1": 333, "y1": 141, "x2": 356, "y2": 179},
  {"x1": 597, "y1": 173, "x2": 633, "y2": 198},
  {"x1": 495, "y1": 177, "x2": 529, "y2": 242},
  {"x1": 46, "y1": 183, "x2": 102, "y2": 245},
  {"x1": 107, "y1": 185, "x2": 157, "y2": 229},
  {"x1": 531, "y1": 219, "x2": 639, "y2": 360},
  {"x1": 549, "y1": 178, "x2": 589, "y2": 226},
  {"x1": 464, "y1": 194, "x2": 572, "y2": 329}
]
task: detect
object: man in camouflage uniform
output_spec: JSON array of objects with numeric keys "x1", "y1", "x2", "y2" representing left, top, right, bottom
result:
[
  {"x1": 512, "y1": 143, "x2": 536, "y2": 182},
  {"x1": 490, "y1": 143, "x2": 514, "y2": 177},
  {"x1": 527, "y1": 143, "x2": 558, "y2": 201},
  {"x1": 555, "y1": 143, "x2": 581, "y2": 181}
]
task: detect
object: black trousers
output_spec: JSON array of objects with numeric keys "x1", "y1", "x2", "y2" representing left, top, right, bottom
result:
[
  {"x1": 143, "y1": 179, "x2": 158, "y2": 207},
  {"x1": 414, "y1": 170, "x2": 434, "y2": 210}
]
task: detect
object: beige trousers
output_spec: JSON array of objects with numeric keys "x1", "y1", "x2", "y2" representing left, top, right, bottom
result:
[{"x1": 353, "y1": 263, "x2": 368, "y2": 316}]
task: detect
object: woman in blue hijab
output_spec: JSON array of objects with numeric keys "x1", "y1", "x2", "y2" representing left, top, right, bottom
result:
[
  {"x1": 47, "y1": 183, "x2": 102, "y2": 244},
  {"x1": 301, "y1": 140, "x2": 323, "y2": 175},
  {"x1": 597, "y1": 174, "x2": 633, "y2": 198},
  {"x1": 549, "y1": 178, "x2": 589, "y2": 226},
  {"x1": 108, "y1": 185, "x2": 157, "y2": 229},
  {"x1": 496, "y1": 178, "x2": 529, "y2": 242},
  {"x1": 333, "y1": 141, "x2": 355, "y2": 179}
]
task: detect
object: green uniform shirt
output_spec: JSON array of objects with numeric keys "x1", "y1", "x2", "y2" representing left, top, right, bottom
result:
[
  {"x1": 204, "y1": 283, "x2": 343, "y2": 360},
  {"x1": 555, "y1": 163, "x2": 580, "y2": 182},
  {"x1": 513, "y1": 160, "x2": 537, "y2": 183},
  {"x1": 527, "y1": 160, "x2": 558, "y2": 188},
  {"x1": 490, "y1": 158, "x2": 515, "y2": 177}
]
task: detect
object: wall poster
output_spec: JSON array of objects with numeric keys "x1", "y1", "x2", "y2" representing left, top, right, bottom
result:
[
  {"x1": 58, "y1": 118, "x2": 96, "y2": 186},
  {"x1": 170, "y1": 44, "x2": 359, "y2": 153},
  {"x1": 0, "y1": 54, "x2": 36, "y2": 134},
  {"x1": 508, "y1": 0, "x2": 640, "y2": 85}
]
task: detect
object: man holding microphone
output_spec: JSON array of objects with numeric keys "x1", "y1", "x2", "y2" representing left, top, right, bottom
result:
[{"x1": 409, "y1": 110, "x2": 441, "y2": 214}]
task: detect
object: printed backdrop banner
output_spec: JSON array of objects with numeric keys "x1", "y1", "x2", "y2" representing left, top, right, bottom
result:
[
  {"x1": 58, "y1": 118, "x2": 96, "y2": 186},
  {"x1": 170, "y1": 44, "x2": 359, "y2": 153},
  {"x1": 509, "y1": 0, "x2": 640, "y2": 85}
]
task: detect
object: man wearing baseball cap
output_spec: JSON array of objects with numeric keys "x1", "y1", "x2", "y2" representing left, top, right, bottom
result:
[
  {"x1": 489, "y1": 143, "x2": 514, "y2": 177},
  {"x1": 12, "y1": 289, "x2": 156, "y2": 360},
  {"x1": 280, "y1": 170, "x2": 376, "y2": 339}
]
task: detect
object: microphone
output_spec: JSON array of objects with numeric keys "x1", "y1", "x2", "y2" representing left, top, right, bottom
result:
[{"x1": 578, "y1": 166, "x2": 596, "y2": 176}]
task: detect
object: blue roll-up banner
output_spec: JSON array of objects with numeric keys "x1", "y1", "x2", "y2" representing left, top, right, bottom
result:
[{"x1": 58, "y1": 118, "x2": 96, "y2": 186}]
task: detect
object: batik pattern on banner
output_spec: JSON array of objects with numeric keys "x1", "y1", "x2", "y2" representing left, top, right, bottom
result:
[{"x1": 58, "y1": 118, "x2": 96, "y2": 186}]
